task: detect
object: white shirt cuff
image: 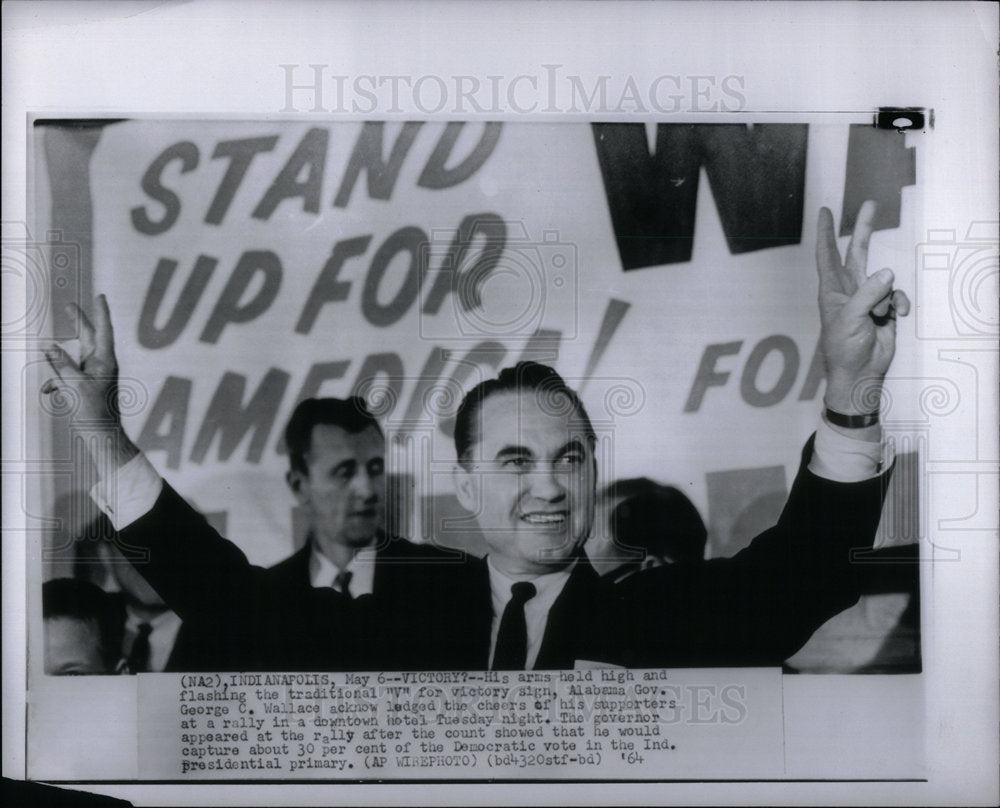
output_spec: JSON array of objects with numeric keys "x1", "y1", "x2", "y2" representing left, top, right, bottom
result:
[
  {"x1": 89, "y1": 452, "x2": 163, "y2": 530},
  {"x1": 808, "y1": 417, "x2": 893, "y2": 482}
]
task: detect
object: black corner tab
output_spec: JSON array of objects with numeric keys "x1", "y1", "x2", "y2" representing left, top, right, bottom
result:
[{"x1": 874, "y1": 107, "x2": 930, "y2": 131}]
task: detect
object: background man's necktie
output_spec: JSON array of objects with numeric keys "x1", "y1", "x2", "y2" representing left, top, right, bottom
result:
[
  {"x1": 492, "y1": 581, "x2": 537, "y2": 670},
  {"x1": 126, "y1": 622, "x2": 153, "y2": 674}
]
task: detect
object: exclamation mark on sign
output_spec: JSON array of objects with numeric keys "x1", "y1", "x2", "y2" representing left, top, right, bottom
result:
[{"x1": 579, "y1": 298, "x2": 630, "y2": 392}]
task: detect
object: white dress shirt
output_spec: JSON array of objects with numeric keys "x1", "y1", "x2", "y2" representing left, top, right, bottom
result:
[
  {"x1": 122, "y1": 606, "x2": 183, "y2": 673},
  {"x1": 308, "y1": 543, "x2": 377, "y2": 596}
]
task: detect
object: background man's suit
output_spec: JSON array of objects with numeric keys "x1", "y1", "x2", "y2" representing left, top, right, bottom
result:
[
  {"x1": 132, "y1": 484, "x2": 484, "y2": 671},
  {"x1": 118, "y1": 439, "x2": 890, "y2": 671}
]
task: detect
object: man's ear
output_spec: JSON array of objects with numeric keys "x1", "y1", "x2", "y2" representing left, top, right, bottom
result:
[{"x1": 452, "y1": 463, "x2": 478, "y2": 513}]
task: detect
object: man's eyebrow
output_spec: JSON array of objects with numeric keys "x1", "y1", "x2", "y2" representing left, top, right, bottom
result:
[
  {"x1": 556, "y1": 438, "x2": 587, "y2": 456},
  {"x1": 494, "y1": 445, "x2": 533, "y2": 460}
]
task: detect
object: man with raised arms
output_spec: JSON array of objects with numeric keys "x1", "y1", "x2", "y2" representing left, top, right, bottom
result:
[{"x1": 44, "y1": 202, "x2": 908, "y2": 670}]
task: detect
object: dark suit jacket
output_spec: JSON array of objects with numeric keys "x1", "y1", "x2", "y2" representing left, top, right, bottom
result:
[
  {"x1": 121, "y1": 439, "x2": 890, "y2": 671},
  {"x1": 125, "y1": 494, "x2": 485, "y2": 671}
]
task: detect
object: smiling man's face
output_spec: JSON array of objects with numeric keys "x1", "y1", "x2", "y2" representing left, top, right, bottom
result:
[{"x1": 454, "y1": 390, "x2": 596, "y2": 577}]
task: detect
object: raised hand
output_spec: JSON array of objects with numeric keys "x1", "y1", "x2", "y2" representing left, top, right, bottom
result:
[
  {"x1": 816, "y1": 201, "x2": 911, "y2": 416},
  {"x1": 42, "y1": 294, "x2": 139, "y2": 474}
]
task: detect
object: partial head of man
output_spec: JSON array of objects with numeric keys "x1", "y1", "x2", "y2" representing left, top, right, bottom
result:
[
  {"x1": 596, "y1": 478, "x2": 707, "y2": 579},
  {"x1": 43, "y1": 578, "x2": 123, "y2": 675},
  {"x1": 284, "y1": 397, "x2": 385, "y2": 566},
  {"x1": 453, "y1": 362, "x2": 597, "y2": 577}
]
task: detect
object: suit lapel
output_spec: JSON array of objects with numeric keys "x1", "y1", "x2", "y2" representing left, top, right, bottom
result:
[
  {"x1": 372, "y1": 533, "x2": 393, "y2": 596},
  {"x1": 534, "y1": 557, "x2": 617, "y2": 670},
  {"x1": 369, "y1": 538, "x2": 492, "y2": 670},
  {"x1": 269, "y1": 543, "x2": 314, "y2": 591},
  {"x1": 470, "y1": 557, "x2": 494, "y2": 668}
]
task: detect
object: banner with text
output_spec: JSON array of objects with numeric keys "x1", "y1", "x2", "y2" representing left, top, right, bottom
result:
[{"x1": 41, "y1": 119, "x2": 921, "y2": 569}]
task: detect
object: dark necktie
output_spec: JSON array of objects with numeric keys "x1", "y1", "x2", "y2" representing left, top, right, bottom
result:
[
  {"x1": 126, "y1": 622, "x2": 153, "y2": 674},
  {"x1": 335, "y1": 570, "x2": 353, "y2": 598},
  {"x1": 492, "y1": 582, "x2": 537, "y2": 670}
]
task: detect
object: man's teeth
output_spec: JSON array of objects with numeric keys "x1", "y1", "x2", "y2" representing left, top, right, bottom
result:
[{"x1": 522, "y1": 513, "x2": 566, "y2": 524}]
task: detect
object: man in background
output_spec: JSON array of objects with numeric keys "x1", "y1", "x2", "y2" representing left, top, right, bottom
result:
[
  {"x1": 43, "y1": 578, "x2": 122, "y2": 675},
  {"x1": 72, "y1": 517, "x2": 184, "y2": 673},
  {"x1": 51, "y1": 392, "x2": 478, "y2": 671},
  {"x1": 591, "y1": 478, "x2": 707, "y2": 582}
]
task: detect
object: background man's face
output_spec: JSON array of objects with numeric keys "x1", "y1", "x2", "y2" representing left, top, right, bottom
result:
[
  {"x1": 289, "y1": 424, "x2": 385, "y2": 559},
  {"x1": 455, "y1": 390, "x2": 596, "y2": 576},
  {"x1": 44, "y1": 617, "x2": 105, "y2": 675}
]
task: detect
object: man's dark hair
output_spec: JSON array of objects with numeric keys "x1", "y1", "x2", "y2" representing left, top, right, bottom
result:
[
  {"x1": 43, "y1": 577, "x2": 124, "y2": 670},
  {"x1": 453, "y1": 361, "x2": 596, "y2": 466},
  {"x1": 603, "y1": 478, "x2": 707, "y2": 563},
  {"x1": 284, "y1": 397, "x2": 383, "y2": 476}
]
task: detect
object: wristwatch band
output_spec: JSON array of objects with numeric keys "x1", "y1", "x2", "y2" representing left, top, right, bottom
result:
[{"x1": 824, "y1": 407, "x2": 879, "y2": 429}]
